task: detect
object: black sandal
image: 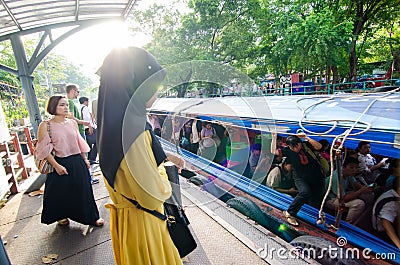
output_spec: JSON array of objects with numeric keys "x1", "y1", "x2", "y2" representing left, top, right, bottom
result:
[{"x1": 57, "y1": 219, "x2": 70, "y2": 226}]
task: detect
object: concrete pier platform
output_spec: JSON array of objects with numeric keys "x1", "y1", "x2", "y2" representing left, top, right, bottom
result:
[{"x1": 0, "y1": 166, "x2": 317, "y2": 265}]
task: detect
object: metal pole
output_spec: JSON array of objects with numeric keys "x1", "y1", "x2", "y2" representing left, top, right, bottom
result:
[
  {"x1": 10, "y1": 35, "x2": 42, "y2": 136},
  {"x1": 43, "y1": 57, "x2": 53, "y2": 96},
  {"x1": 334, "y1": 149, "x2": 344, "y2": 228}
]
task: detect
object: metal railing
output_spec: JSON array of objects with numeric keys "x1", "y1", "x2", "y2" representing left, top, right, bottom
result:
[{"x1": 160, "y1": 79, "x2": 398, "y2": 98}]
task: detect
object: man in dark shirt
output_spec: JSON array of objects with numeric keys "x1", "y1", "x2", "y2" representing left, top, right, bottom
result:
[{"x1": 272, "y1": 132, "x2": 324, "y2": 226}]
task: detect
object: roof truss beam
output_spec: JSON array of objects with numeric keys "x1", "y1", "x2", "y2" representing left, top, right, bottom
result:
[{"x1": 0, "y1": 0, "x2": 21, "y2": 30}]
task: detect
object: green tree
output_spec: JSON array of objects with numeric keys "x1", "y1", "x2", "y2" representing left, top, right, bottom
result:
[
  {"x1": 131, "y1": 0, "x2": 263, "y2": 96},
  {"x1": 130, "y1": 0, "x2": 400, "y2": 88},
  {"x1": 1, "y1": 37, "x2": 94, "y2": 125},
  {"x1": 341, "y1": 0, "x2": 400, "y2": 81},
  {"x1": 359, "y1": 12, "x2": 400, "y2": 78}
]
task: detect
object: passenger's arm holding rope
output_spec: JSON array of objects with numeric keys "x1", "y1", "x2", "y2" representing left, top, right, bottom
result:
[
  {"x1": 271, "y1": 132, "x2": 278, "y2": 155},
  {"x1": 298, "y1": 132, "x2": 322, "y2": 151}
]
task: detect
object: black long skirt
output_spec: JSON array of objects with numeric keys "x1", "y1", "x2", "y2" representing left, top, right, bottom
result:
[{"x1": 41, "y1": 154, "x2": 100, "y2": 225}]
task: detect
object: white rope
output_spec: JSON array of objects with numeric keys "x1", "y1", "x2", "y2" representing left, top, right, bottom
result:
[{"x1": 295, "y1": 91, "x2": 398, "y2": 225}]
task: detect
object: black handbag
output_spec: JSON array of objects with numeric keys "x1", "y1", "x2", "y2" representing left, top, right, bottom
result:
[
  {"x1": 123, "y1": 162, "x2": 197, "y2": 258},
  {"x1": 164, "y1": 162, "x2": 197, "y2": 257}
]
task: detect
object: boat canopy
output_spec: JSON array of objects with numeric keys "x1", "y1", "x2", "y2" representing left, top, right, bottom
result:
[{"x1": 150, "y1": 92, "x2": 400, "y2": 158}]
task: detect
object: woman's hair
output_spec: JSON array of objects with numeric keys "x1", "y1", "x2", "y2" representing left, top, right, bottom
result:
[
  {"x1": 343, "y1": 157, "x2": 359, "y2": 168},
  {"x1": 346, "y1": 149, "x2": 358, "y2": 158},
  {"x1": 46, "y1": 95, "x2": 66, "y2": 115},
  {"x1": 356, "y1": 141, "x2": 370, "y2": 152},
  {"x1": 286, "y1": 135, "x2": 302, "y2": 148},
  {"x1": 319, "y1": 139, "x2": 330, "y2": 149}
]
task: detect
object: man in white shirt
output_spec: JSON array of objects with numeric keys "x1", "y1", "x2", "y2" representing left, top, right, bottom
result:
[
  {"x1": 79, "y1": 97, "x2": 98, "y2": 165},
  {"x1": 372, "y1": 161, "x2": 400, "y2": 249}
]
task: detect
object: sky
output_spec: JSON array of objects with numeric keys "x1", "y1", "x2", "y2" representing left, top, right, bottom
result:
[
  {"x1": 52, "y1": 21, "x2": 149, "y2": 82},
  {"x1": 52, "y1": 0, "x2": 190, "y2": 84}
]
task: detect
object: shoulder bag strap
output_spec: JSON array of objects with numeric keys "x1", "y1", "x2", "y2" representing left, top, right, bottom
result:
[
  {"x1": 303, "y1": 142, "x2": 317, "y2": 161},
  {"x1": 46, "y1": 121, "x2": 52, "y2": 143},
  {"x1": 374, "y1": 196, "x2": 400, "y2": 227},
  {"x1": 46, "y1": 121, "x2": 55, "y2": 155},
  {"x1": 374, "y1": 196, "x2": 400, "y2": 217},
  {"x1": 121, "y1": 194, "x2": 167, "y2": 221},
  {"x1": 81, "y1": 106, "x2": 85, "y2": 120}
]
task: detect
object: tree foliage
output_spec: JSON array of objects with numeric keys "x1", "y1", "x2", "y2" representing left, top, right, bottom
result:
[
  {"x1": 131, "y1": 0, "x2": 400, "y2": 90},
  {"x1": 0, "y1": 37, "x2": 94, "y2": 126}
]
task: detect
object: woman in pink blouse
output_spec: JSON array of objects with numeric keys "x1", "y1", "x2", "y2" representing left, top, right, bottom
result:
[{"x1": 35, "y1": 96, "x2": 104, "y2": 227}]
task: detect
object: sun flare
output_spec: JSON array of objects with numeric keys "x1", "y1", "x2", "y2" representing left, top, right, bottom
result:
[{"x1": 53, "y1": 21, "x2": 150, "y2": 76}]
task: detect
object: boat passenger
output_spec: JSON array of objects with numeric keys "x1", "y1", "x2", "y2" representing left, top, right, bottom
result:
[
  {"x1": 148, "y1": 114, "x2": 161, "y2": 137},
  {"x1": 249, "y1": 143, "x2": 262, "y2": 174},
  {"x1": 179, "y1": 120, "x2": 192, "y2": 151},
  {"x1": 271, "y1": 132, "x2": 324, "y2": 226},
  {"x1": 190, "y1": 117, "x2": 202, "y2": 154},
  {"x1": 324, "y1": 157, "x2": 374, "y2": 225},
  {"x1": 198, "y1": 122, "x2": 219, "y2": 160},
  {"x1": 372, "y1": 159, "x2": 400, "y2": 249},
  {"x1": 356, "y1": 141, "x2": 387, "y2": 184},
  {"x1": 248, "y1": 143, "x2": 273, "y2": 183},
  {"x1": 266, "y1": 157, "x2": 297, "y2": 197},
  {"x1": 318, "y1": 139, "x2": 331, "y2": 163}
]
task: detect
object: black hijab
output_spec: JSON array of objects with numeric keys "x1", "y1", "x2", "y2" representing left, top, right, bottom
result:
[{"x1": 97, "y1": 47, "x2": 167, "y2": 188}]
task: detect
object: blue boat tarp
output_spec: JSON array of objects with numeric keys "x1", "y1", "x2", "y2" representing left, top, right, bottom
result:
[{"x1": 151, "y1": 92, "x2": 400, "y2": 158}]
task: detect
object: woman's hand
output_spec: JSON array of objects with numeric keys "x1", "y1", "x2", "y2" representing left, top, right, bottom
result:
[
  {"x1": 165, "y1": 151, "x2": 185, "y2": 171},
  {"x1": 80, "y1": 153, "x2": 91, "y2": 169},
  {"x1": 84, "y1": 158, "x2": 90, "y2": 169},
  {"x1": 54, "y1": 164, "x2": 68, "y2": 175},
  {"x1": 297, "y1": 132, "x2": 307, "y2": 139}
]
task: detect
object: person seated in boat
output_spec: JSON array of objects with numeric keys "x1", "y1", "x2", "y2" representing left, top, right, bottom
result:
[
  {"x1": 372, "y1": 160, "x2": 400, "y2": 249},
  {"x1": 356, "y1": 141, "x2": 387, "y2": 184},
  {"x1": 214, "y1": 127, "x2": 229, "y2": 166},
  {"x1": 249, "y1": 143, "x2": 262, "y2": 174},
  {"x1": 248, "y1": 143, "x2": 273, "y2": 183},
  {"x1": 271, "y1": 132, "x2": 325, "y2": 226},
  {"x1": 189, "y1": 117, "x2": 202, "y2": 154},
  {"x1": 148, "y1": 114, "x2": 161, "y2": 137},
  {"x1": 272, "y1": 135, "x2": 284, "y2": 164},
  {"x1": 266, "y1": 157, "x2": 298, "y2": 197},
  {"x1": 324, "y1": 157, "x2": 374, "y2": 225},
  {"x1": 318, "y1": 139, "x2": 331, "y2": 163},
  {"x1": 198, "y1": 122, "x2": 220, "y2": 160},
  {"x1": 179, "y1": 120, "x2": 192, "y2": 151},
  {"x1": 346, "y1": 149, "x2": 358, "y2": 159},
  {"x1": 385, "y1": 158, "x2": 399, "y2": 189},
  {"x1": 200, "y1": 122, "x2": 218, "y2": 144}
]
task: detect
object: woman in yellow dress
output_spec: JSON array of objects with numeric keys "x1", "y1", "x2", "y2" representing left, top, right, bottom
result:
[{"x1": 97, "y1": 47, "x2": 183, "y2": 265}]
